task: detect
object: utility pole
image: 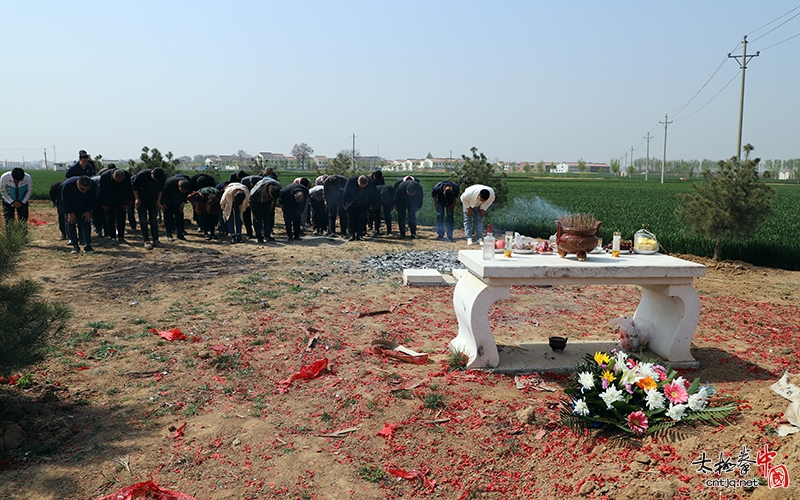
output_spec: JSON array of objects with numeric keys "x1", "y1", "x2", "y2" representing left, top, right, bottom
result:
[
  {"x1": 728, "y1": 35, "x2": 759, "y2": 160},
  {"x1": 659, "y1": 114, "x2": 672, "y2": 184},
  {"x1": 643, "y1": 132, "x2": 652, "y2": 181},
  {"x1": 351, "y1": 133, "x2": 357, "y2": 172},
  {"x1": 630, "y1": 146, "x2": 634, "y2": 174},
  {"x1": 44, "y1": 148, "x2": 48, "y2": 170},
  {"x1": 623, "y1": 151, "x2": 628, "y2": 170}
]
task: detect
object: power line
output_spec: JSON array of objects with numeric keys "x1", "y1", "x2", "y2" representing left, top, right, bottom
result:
[
  {"x1": 747, "y1": 4, "x2": 800, "y2": 36},
  {"x1": 668, "y1": 56, "x2": 730, "y2": 118},
  {"x1": 759, "y1": 30, "x2": 800, "y2": 51},
  {"x1": 674, "y1": 72, "x2": 739, "y2": 122},
  {"x1": 749, "y1": 8, "x2": 800, "y2": 43}
]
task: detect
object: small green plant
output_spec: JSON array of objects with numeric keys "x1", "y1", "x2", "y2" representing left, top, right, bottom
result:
[
  {"x1": 394, "y1": 389, "x2": 413, "y2": 400},
  {"x1": 320, "y1": 412, "x2": 332, "y2": 422},
  {"x1": 131, "y1": 317, "x2": 149, "y2": 325},
  {"x1": 423, "y1": 392, "x2": 445, "y2": 409},
  {"x1": 16, "y1": 373, "x2": 34, "y2": 389},
  {"x1": 86, "y1": 321, "x2": 114, "y2": 329},
  {"x1": 447, "y1": 350, "x2": 468, "y2": 371},
  {"x1": 106, "y1": 387, "x2": 119, "y2": 396},
  {"x1": 210, "y1": 354, "x2": 240, "y2": 371},
  {"x1": 358, "y1": 465, "x2": 385, "y2": 483},
  {"x1": 182, "y1": 403, "x2": 201, "y2": 417}
]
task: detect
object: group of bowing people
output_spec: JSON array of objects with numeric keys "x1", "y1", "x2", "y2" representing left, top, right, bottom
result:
[{"x1": 49, "y1": 155, "x2": 462, "y2": 252}]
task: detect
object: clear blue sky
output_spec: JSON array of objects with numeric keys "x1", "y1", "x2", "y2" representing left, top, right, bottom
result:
[{"x1": 2, "y1": 1, "x2": 799, "y2": 165}]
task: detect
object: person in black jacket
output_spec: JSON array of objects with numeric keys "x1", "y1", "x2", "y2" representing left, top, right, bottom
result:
[
  {"x1": 394, "y1": 179, "x2": 424, "y2": 239},
  {"x1": 161, "y1": 174, "x2": 192, "y2": 241},
  {"x1": 279, "y1": 182, "x2": 309, "y2": 241},
  {"x1": 65, "y1": 150, "x2": 95, "y2": 179},
  {"x1": 431, "y1": 180, "x2": 460, "y2": 241},
  {"x1": 132, "y1": 167, "x2": 166, "y2": 249},
  {"x1": 97, "y1": 166, "x2": 134, "y2": 244},
  {"x1": 323, "y1": 175, "x2": 348, "y2": 237},
  {"x1": 240, "y1": 175, "x2": 264, "y2": 239},
  {"x1": 49, "y1": 181, "x2": 67, "y2": 240},
  {"x1": 342, "y1": 175, "x2": 377, "y2": 241},
  {"x1": 61, "y1": 175, "x2": 98, "y2": 253},
  {"x1": 249, "y1": 177, "x2": 281, "y2": 243}
]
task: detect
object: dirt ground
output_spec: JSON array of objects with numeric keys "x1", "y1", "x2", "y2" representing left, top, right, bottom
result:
[{"x1": 2, "y1": 200, "x2": 800, "y2": 500}]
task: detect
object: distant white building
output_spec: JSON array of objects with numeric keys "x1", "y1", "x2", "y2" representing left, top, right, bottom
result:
[{"x1": 779, "y1": 170, "x2": 793, "y2": 180}]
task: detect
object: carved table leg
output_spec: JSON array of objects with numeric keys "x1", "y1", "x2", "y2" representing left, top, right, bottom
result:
[
  {"x1": 450, "y1": 272, "x2": 510, "y2": 369},
  {"x1": 634, "y1": 284, "x2": 700, "y2": 367}
]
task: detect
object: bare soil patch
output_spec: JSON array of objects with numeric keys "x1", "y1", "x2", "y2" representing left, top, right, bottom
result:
[{"x1": 2, "y1": 201, "x2": 800, "y2": 499}]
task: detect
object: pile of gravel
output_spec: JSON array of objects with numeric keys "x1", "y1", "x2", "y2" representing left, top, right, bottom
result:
[{"x1": 360, "y1": 250, "x2": 465, "y2": 274}]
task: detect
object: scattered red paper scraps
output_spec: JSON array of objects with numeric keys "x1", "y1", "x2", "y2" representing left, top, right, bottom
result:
[
  {"x1": 370, "y1": 340, "x2": 429, "y2": 365},
  {"x1": 514, "y1": 374, "x2": 557, "y2": 392},
  {"x1": 94, "y1": 480, "x2": 197, "y2": 500},
  {"x1": 75, "y1": 365, "x2": 90, "y2": 371},
  {"x1": 150, "y1": 328, "x2": 187, "y2": 341},
  {"x1": 26, "y1": 217, "x2": 47, "y2": 226},
  {"x1": 377, "y1": 422, "x2": 398, "y2": 440},
  {"x1": 0, "y1": 375, "x2": 20, "y2": 385},
  {"x1": 170, "y1": 422, "x2": 187, "y2": 439},
  {"x1": 209, "y1": 344, "x2": 226, "y2": 355},
  {"x1": 277, "y1": 358, "x2": 330, "y2": 392},
  {"x1": 387, "y1": 467, "x2": 436, "y2": 490}
]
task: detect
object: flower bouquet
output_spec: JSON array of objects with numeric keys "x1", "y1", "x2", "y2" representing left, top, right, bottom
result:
[{"x1": 561, "y1": 351, "x2": 736, "y2": 436}]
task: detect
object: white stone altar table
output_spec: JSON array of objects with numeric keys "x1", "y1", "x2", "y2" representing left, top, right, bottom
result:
[{"x1": 450, "y1": 250, "x2": 707, "y2": 370}]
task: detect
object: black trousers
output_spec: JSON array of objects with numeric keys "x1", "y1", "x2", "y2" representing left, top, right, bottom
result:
[
  {"x1": 138, "y1": 199, "x2": 159, "y2": 242},
  {"x1": 347, "y1": 204, "x2": 368, "y2": 237},
  {"x1": 283, "y1": 209, "x2": 302, "y2": 239},
  {"x1": 327, "y1": 203, "x2": 348, "y2": 236},
  {"x1": 3, "y1": 201, "x2": 28, "y2": 223},
  {"x1": 104, "y1": 204, "x2": 127, "y2": 239},
  {"x1": 251, "y1": 202, "x2": 275, "y2": 240},
  {"x1": 163, "y1": 203, "x2": 185, "y2": 237}
]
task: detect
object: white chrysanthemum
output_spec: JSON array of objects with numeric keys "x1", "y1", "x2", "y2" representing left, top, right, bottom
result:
[
  {"x1": 645, "y1": 388, "x2": 666, "y2": 410},
  {"x1": 600, "y1": 385, "x2": 624, "y2": 409},
  {"x1": 666, "y1": 403, "x2": 688, "y2": 421},
  {"x1": 687, "y1": 391, "x2": 708, "y2": 411},
  {"x1": 578, "y1": 371, "x2": 595, "y2": 391},
  {"x1": 673, "y1": 376, "x2": 687, "y2": 388},
  {"x1": 574, "y1": 398, "x2": 590, "y2": 416},
  {"x1": 636, "y1": 362, "x2": 658, "y2": 381}
]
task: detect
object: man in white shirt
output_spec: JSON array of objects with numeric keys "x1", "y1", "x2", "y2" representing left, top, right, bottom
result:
[
  {"x1": 1, "y1": 167, "x2": 32, "y2": 223},
  {"x1": 460, "y1": 184, "x2": 495, "y2": 245}
]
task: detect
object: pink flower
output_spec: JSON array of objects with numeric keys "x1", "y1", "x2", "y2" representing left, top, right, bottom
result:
[
  {"x1": 663, "y1": 381, "x2": 689, "y2": 404},
  {"x1": 627, "y1": 411, "x2": 649, "y2": 435}
]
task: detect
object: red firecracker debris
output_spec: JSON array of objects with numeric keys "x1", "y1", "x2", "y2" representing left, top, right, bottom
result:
[
  {"x1": 377, "y1": 423, "x2": 398, "y2": 440},
  {"x1": 388, "y1": 467, "x2": 436, "y2": 490},
  {"x1": 150, "y1": 328, "x2": 187, "y2": 341},
  {"x1": 0, "y1": 375, "x2": 19, "y2": 385},
  {"x1": 94, "y1": 480, "x2": 197, "y2": 500},
  {"x1": 277, "y1": 358, "x2": 330, "y2": 392},
  {"x1": 171, "y1": 422, "x2": 187, "y2": 439}
]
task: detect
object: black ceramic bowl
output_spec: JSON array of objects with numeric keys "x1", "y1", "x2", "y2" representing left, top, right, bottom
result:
[{"x1": 549, "y1": 336, "x2": 568, "y2": 351}]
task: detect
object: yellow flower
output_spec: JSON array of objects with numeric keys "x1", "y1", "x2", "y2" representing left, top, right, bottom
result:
[
  {"x1": 594, "y1": 352, "x2": 611, "y2": 365},
  {"x1": 636, "y1": 376, "x2": 657, "y2": 391},
  {"x1": 602, "y1": 370, "x2": 616, "y2": 384}
]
